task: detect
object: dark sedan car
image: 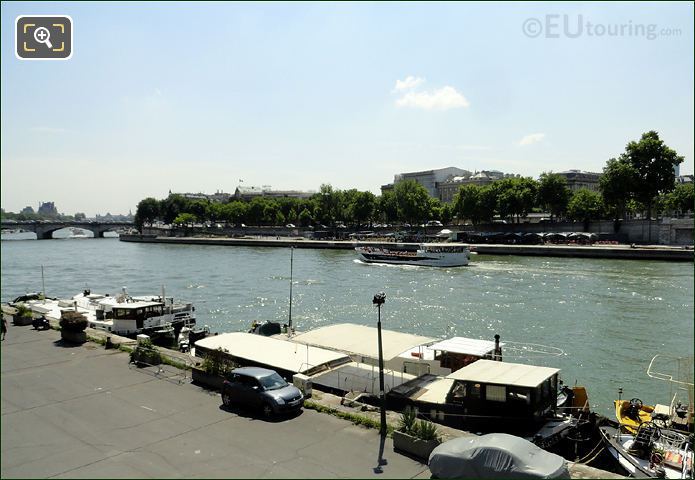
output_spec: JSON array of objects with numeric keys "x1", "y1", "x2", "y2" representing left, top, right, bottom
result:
[{"x1": 221, "y1": 367, "x2": 304, "y2": 417}]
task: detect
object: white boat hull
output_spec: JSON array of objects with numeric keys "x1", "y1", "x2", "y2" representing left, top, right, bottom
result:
[{"x1": 356, "y1": 246, "x2": 470, "y2": 267}]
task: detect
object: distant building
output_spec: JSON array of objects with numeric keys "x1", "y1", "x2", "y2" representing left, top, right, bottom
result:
[
  {"x1": 233, "y1": 186, "x2": 315, "y2": 201},
  {"x1": 436, "y1": 170, "x2": 517, "y2": 203},
  {"x1": 171, "y1": 190, "x2": 232, "y2": 203},
  {"x1": 555, "y1": 170, "x2": 601, "y2": 192},
  {"x1": 20, "y1": 206, "x2": 35, "y2": 215},
  {"x1": 37, "y1": 201, "x2": 58, "y2": 217},
  {"x1": 392, "y1": 167, "x2": 470, "y2": 198},
  {"x1": 677, "y1": 175, "x2": 693, "y2": 184}
]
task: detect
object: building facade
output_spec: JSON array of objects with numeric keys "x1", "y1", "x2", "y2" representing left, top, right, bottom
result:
[
  {"x1": 391, "y1": 167, "x2": 471, "y2": 198},
  {"x1": 555, "y1": 170, "x2": 601, "y2": 191}
]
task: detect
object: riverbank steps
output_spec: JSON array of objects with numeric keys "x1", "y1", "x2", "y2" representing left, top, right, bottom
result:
[
  {"x1": 1, "y1": 322, "x2": 623, "y2": 479},
  {"x1": 119, "y1": 234, "x2": 693, "y2": 261}
]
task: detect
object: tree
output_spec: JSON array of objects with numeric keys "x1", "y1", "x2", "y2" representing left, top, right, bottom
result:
[
  {"x1": 537, "y1": 173, "x2": 571, "y2": 220},
  {"x1": 161, "y1": 195, "x2": 190, "y2": 224},
  {"x1": 567, "y1": 188, "x2": 604, "y2": 227},
  {"x1": 496, "y1": 177, "x2": 538, "y2": 223},
  {"x1": 377, "y1": 191, "x2": 398, "y2": 223},
  {"x1": 600, "y1": 158, "x2": 639, "y2": 221},
  {"x1": 453, "y1": 185, "x2": 481, "y2": 224},
  {"x1": 440, "y1": 203, "x2": 454, "y2": 225},
  {"x1": 622, "y1": 131, "x2": 684, "y2": 219},
  {"x1": 349, "y1": 191, "x2": 376, "y2": 228},
  {"x1": 74, "y1": 212, "x2": 86, "y2": 221},
  {"x1": 298, "y1": 208, "x2": 313, "y2": 227},
  {"x1": 173, "y1": 213, "x2": 197, "y2": 226},
  {"x1": 134, "y1": 197, "x2": 160, "y2": 230},
  {"x1": 393, "y1": 180, "x2": 430, "y2": 225},
  {"x1": 661, "y1": 183, "x2": 694, "y2": 216}
]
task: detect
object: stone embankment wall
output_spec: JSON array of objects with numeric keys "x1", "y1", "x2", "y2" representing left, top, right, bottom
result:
[{"x1": 143, "y1": 217, "x2": 693, "y2": 245}]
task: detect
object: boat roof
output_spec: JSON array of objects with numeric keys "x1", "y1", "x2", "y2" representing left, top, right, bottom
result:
[
  {"x1": 111, "y1": 301, "x2": 163, "y2": 309},
  {"x1": 196, "y1": 332, "x2": 351, "y2": 374},
  {"x1": 290, "y1": 323, "x2": 437, "y2": 361},
  {"x1": 428, "y1": 337, "x2": 503, "y2": 357},
  {"x1": 415, "y1": 378, "x2": 455, "y2": 404},
  {"x1": 446, "y1": 359, "x2": 560, "y2": 388}
]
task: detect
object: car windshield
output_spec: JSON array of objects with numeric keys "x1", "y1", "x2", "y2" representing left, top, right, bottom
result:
[{"x1": 259, "y1": 372, "x2": 288, "y2": 390}]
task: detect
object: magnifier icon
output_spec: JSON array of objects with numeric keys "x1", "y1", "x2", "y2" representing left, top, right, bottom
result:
[{"x1": 34, "y1": 27, "x2": 53, "y2": 49}]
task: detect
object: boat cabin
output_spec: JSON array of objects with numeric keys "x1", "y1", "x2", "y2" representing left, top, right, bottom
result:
[
  {"x1": 445, "y1": 359, "x2": 560, "y2": 422},
  {"x1": 388, "y1": 359, "x2": 561, "y2": 431},
  {"x1": 112, "y1": 301, "x2": 165, "y2": 334}
]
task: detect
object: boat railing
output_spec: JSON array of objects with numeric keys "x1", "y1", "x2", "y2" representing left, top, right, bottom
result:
[{"x1": 299, "y1": 361, "x2": 406, "y2": 396}]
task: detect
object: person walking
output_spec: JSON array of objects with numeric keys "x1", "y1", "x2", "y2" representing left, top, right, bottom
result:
[{"x1": 1, "y1": 317, "x2": 7, "y2": 341}]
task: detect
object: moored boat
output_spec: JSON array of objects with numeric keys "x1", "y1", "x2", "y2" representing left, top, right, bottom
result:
[
  {"x1": 355, "y1": 243, "x2": 470, "y2": 267},
  {"x1": 616, "y1": 398, "x2": 656, "y2": 434},
  {"x1": 600, "y1": 422, "x2": 693, "y2": 479}
]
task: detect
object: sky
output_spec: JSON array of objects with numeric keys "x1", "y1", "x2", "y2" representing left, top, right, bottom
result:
[{"x1": 1, "y1": 2, "x2": 693, "y2": 217}]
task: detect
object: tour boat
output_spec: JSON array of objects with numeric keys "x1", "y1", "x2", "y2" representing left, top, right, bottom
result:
[{"x1": 355, "y1": 243, "x2": 471, "y2": 267}]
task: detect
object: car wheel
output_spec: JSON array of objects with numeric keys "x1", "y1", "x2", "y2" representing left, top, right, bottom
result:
[
  {"x1": 222, "y1": 392, "x2": 233, "y2": 407},
  {"x1": 262, "y1": 402, "x2": 274, "y2": 418}
]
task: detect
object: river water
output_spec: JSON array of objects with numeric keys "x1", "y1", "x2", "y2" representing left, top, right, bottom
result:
[{"x1": 1, "y1": 237, "x2": 693, "y2": 416}]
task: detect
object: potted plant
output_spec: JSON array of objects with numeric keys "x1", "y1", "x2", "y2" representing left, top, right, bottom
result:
[
  {"x1": 130, "y1": 337, "x2": 162, "y2": 367},
  {"x1": 393, "y1": 406, "x2": 441, "y2": 461},
  {"x1": 191, "y1": 347, "x2": 236, "y2": 390},
  {"x1": 13, "y1": 304, "x2": 34, "y2": 326},
  {"x1": 59, "y1": 310, "x2": 88, "y2": 343}
]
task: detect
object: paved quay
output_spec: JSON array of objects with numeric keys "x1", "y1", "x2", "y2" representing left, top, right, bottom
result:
[
  {"x1": 119, "y1": 234, "x2": 693, "y2": 261},
  {"x1": 1, "y1": 324, "x2": 622, "y2": 479},
  {"x1": 1, "y1": 325, "x2": 429, "y2": 479}
]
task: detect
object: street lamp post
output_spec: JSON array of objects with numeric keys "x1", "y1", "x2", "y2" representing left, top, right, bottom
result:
[{"x1": 373, "y1": 292, "x2": 387, "y2": 436}]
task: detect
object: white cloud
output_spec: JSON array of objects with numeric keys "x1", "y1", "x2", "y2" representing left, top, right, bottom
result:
[
  {"x1": 518, "y1": 133, "x2": 546, "y2": 146},
  {"x1": 393, "y1": 76, "x2": 425, "y2": 92},
  {"x1": 395, "y1": 86, "x2": 470, "y2": 111}
]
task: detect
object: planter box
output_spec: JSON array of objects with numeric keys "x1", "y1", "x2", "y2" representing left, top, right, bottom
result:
[
  {"x1": 131, "y1": 348, "x2": 162, "y2": 367},
  {"x1": 61, "y1": 330, "x2": 87, "y2": 344},
  {"x1": 191, "y1": 368, "x2": 225, "y2": 390},
  {"x1": 393, "y1": 430, "x2": 441, "y2": 462},
  {"x1": 13, "y1": 314, "x2": 33, "y2": 326}
]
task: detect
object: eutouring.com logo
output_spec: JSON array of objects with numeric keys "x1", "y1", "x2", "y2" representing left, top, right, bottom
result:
[{"x1": 522, "y1": 15, "x2": 682, "y2": 40}]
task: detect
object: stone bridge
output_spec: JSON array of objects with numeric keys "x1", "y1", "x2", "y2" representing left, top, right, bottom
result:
[{"x1": 1, "y1": 220, "x2": 134, "y2": 239}]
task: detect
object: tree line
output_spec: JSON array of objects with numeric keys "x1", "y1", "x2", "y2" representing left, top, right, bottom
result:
[{"x1": 135, "y1": 131, "x2": 691, "y2": 230}]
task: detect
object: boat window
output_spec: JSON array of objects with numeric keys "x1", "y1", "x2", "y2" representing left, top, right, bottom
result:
[
  {"x1": 507, "y1": 387, "x2": 530, "y2": 404},
  {"x1": 450, "y1": 382, "x2": 466, "y2": 401},
  {"x1": 469, "y1": 383, "x2": 481, "y2": 399},
  {"x1": 485, "y1": 384, "x2": 506, "y2": 402}
]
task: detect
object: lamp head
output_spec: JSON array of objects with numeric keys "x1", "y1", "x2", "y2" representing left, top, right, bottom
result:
[{"x1": 372, "y1": 292, "x2": 386, "y2": 306}]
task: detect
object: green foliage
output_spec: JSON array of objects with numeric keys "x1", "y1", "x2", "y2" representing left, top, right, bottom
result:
[
  {"x1": 134, "y1": 197, "x2": 161, "y2": 229},
  {"x1": 200, "y1": 348, "x2": 236, "y2": 376},
  {"x1": 496, "y1": 177, "x2": 538, "y2": 223},
  {"x1": 661, "y1": 183, "x2": 694, "y2": 215},
  {"x1": 16, "y1": 304, "x2": 33, "y2": 318},
  {"x1": 624, "y1": 131, "x2": 683, "y2": 211},
  {"x1": 398, "y1": 406, "x2": 418, "y2": 434},
  {"x1": 394, "y1": 180, "x2": 430, "y2": 224},
  {"x1": 130, "y1": 338, "x2": 162, "y2": 366},
  {"x1": 537, "y1": 173, "x2": 571, "y2": 219},
  {"x1": 59, "y1": 311, "x2": 88, "y2": 332},
  {"x1": 298, "y1": 208, "x2": 313, "y2": 227},
  {"x1": 173, "y1": 212, "x2": 197, "y2": 225},
  {"x1": 412, "y1": 419, "x2": 439, "y2": 441},
  {"x1": 567, "y1": 189, "x2": 604, "y2": 222},
  {"x1": 600, "y1": 158, "x2": 639, "y2": 220},
  {"x1": 304, "y1": 401, "x2": 394, "y2": 435}
]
